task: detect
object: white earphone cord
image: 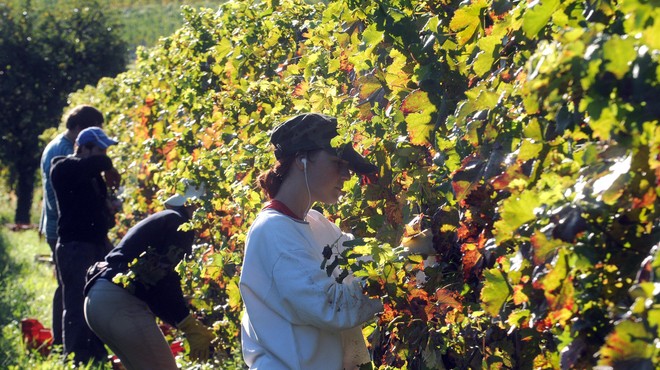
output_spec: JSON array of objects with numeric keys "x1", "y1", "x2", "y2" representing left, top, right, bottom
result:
[{"x1": 303, "y1": 158, "x2": 311, "y2": 221}]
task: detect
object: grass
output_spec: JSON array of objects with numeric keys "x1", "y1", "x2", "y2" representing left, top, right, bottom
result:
[
  {"x1": 0, "y1": 185, "x2": 109, "y2": 369},
  {"x1": 0, "y1": 221, "x2": 78, "y2": 369}
]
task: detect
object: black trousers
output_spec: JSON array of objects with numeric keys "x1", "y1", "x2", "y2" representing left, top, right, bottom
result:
[
  {"x1": 55, "y1": 240, "x2": 108, "y2": 364},
  {"x1": 47, "y1": 238, "x2": 63, "y2": 346}
]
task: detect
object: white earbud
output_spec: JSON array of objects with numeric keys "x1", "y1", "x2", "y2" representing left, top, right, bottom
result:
[{"x1": 301, "y1": 156, "x2": 310, "y2": 221}]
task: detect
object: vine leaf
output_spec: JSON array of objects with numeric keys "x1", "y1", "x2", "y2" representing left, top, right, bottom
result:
[
  {"x1": 481, "y1": 268, "x2": 512, "y2": 316},
  {"x1": 530, "y1": 229, "x2": 563, "y2": 265},
  {"x1": 598, "y1": 320, "x2": 655, "y2": 368},
  {"x1": 494, "y1": 191, "x2": 540, "y2": 242},
  {"x1": 449, "y1": 0, "x2": 487, "y2": 46},
  {"x1": 522, "y1": 0, "x2": 560, "y2": 38},
  {"x1": 401, "y1": 90, "x2": 437, "y2": 146},
  {"x1": 603, "y1": 36, "x2": 636, "y2": 79}
]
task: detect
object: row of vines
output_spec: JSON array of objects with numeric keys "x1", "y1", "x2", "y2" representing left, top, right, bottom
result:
[{"x1": 69, "y1": 0, "x2": 659, "y2": 368}]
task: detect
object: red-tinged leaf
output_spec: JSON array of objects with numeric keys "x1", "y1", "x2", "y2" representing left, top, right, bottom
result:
[
  {"x1": 476, "y1": 230, "x2": 487, "y2": 250},
  {"x1": 161, "y1": 140, "x2": 177, "y2": 156},
  {"x1": 292, "y1": 80, "x2": 308, "y2": 97},
  {"x1": 490, "y1": 171, "x2": 514, "y2": 191},
  {"x1": 461, "y1": 242, "x2": 482, "y2": 280},
  {"x1": 400, "y1": 90, "x2": 437, "y2": 146},
  {"x1": 512, "y1": 284, "x2": 529, "y2": 305},
  {"x1": 451, "y1": 155, "x2": 485, "y2": 203},
  {"x1": 533, "y1": 316, "x2": 553, "y2": 332},
  {"x1": 452, "y1": 180, "x2": 472, "y2": 204},
  {"x1": 406, "y1": 112, "x2": 434, "y2": 146},
  {"x1": 598, "y1": 320, "x2": 655, "y2": 368},
  {"x1": 490, "y1": 161, "x2": 527, "y2": 190},
  {"x1": 401, "y1": 90, "x2": 432, "y2": 114},
  {"x1": 539, "y1": 248, "x2": 568, "y2": 292},
  {"x1": 379, "y1": 303, "x2": 397, "y2": 324},
  {"x1": 481, "y1": 268, "x2": 512, "y2": 317},
  {"x1": 632, "y1": 188, "x2": 657, "y2": 209},
  {"x1": 545, "y1": 277, "x2": 575, "y2": 326},
  {"x1": 434, "y1": 288, "x2": 463, "y2": 310},
  {"x1": 407, "y1": 288, "x2": 430, "y2": 321},
  {"x1": 356, "y1": 75, "x2": 382, "y2": 101},
  {"x1": 360, "y1": 172, "x2": 378, "y2": 186},
  {"x1": 357, "y1": 103, "x2": 374, "y2": 121},
  {"x1": 530, "y1": 229, "x2": 563, "y2": 265},
  {"x1": 457, "y1": 223, "x2": 472, "y2": 240},
  {"x1": 339, "y1": 50, "x2": 353, "y2": 72}
]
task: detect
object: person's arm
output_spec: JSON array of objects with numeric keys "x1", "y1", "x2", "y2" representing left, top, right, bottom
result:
[
  {"x1": 138, "y1": 213, "x2": 195, "y2": 325},
  {"x1": 79, "y1": 155, "x2": 114, "y2": 179},
  {"x1": 142, "y1": 271, "x2": 191, "y2": 326},
  {"x1": 104, "y1": 167, "x2": 121, "y2": 191},
  {"x1": 40, "y1": 144, "x2": 70, "y2": 235},
  {"x1": 270, "y1": 232, "x2": 382, "y2": 331}
]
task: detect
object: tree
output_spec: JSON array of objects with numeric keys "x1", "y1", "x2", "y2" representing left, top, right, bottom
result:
[{"x1": 0, "y1": 0, "x2": 126, "y2": 224}]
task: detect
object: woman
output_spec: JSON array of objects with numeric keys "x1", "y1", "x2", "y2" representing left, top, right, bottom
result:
[
  {"x1": 84, "y1": 181, "x2": 215, "y2": 370},
  {"x1": 240, "y1": 113, "x2": 383, "y2": 369}
]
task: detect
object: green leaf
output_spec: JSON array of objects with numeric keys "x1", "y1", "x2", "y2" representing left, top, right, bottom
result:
[
  {"x1": 603, "y1": 35, "x2": 637, "y2": 79},
  {"x1": 226, "y1": 278, "x2": 242, "y2": 311},
  {"x1": 588, "y1": 105, "x2": 618, "y2": 141},
  {"x1": 517, "y1": 139, "x2": 543, "y2": 161},
  {"x1": 481, "y1": 268, "x2": 512, "y2": 317},
  {"x1": 522, "y1": 0, "x2": 560, "y2": 38},
  {"x1": 449, "y1": 0, "x2": 487, "y2": 46},
  {"x1": 494, "y1": 191, "x2": 541, "y2": 242},
  {"x1": 541, "y1": 248, "x2": 568, "y2": 292},
  {"x1": 472, "y1": 35, "x2": 499, "y2": 76},
  {"x1": 524, "y1": 119, "x2": 543, "y2": 141},
  {"x1": 507, "y1": 309, "x2": 531, "y2": 328}
]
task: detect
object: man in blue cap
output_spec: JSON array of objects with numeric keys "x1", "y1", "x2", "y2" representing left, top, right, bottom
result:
[
  {"x1": 51, "y1": 126, "x2": 121, "y2": 365},
  {"x1": 39, "y1": 105, "x2": 105, "y2": 348}
]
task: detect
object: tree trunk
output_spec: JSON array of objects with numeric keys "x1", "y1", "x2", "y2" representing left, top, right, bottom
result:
[{"x1": 14, "y1": 168, "x2": 36, "y2": 225}]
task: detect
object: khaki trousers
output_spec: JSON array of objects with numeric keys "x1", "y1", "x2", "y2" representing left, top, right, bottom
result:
[{"x1": 84, "y1": 279, "x2": 178, "y2": 370}]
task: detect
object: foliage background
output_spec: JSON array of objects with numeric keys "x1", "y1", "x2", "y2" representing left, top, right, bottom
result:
[
  {"x1": 0, "y1": 0, "x2": 226, "y2": 225},
  {"x1": 0, "y1": 0, "x2": 127, "y2": 224},
  {"x1": 62, "y1": 0, "x2": 660, "y2": 368}
]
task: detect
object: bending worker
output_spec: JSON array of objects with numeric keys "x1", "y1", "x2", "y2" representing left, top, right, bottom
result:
[{"x1": 84, "y1": 181, "x2": 215, "y2": 370}]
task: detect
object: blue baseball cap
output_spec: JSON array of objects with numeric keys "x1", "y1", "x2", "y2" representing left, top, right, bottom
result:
[{"x1": 76, "y1": 127, "x2": 118, "y2": 149}]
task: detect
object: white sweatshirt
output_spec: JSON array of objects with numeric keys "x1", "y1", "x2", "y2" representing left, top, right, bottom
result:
[{"x1": 240, "y1": 209, "x2": 383, "y2": 369}]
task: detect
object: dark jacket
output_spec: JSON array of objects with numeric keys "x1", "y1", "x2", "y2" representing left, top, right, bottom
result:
[
  {"x1": 51, "y1": 155, "x2": 114, "y2": 245},
  {"x1": 100, "y1": 208, "x2": 194, "y2": 326}
]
